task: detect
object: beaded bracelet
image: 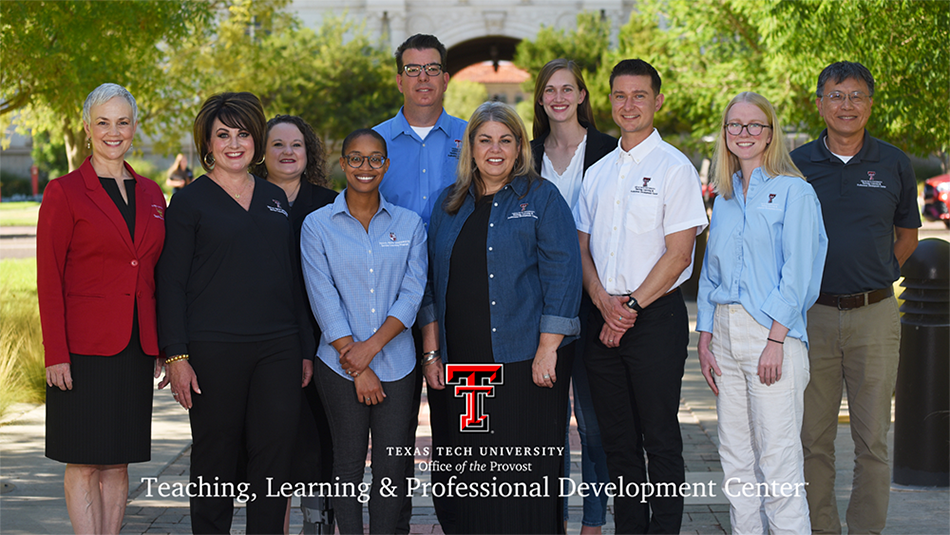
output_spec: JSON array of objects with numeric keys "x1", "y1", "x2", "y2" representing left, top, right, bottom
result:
[{"x1": 166, "y1": 354, "x2": 190, "y2": 364}]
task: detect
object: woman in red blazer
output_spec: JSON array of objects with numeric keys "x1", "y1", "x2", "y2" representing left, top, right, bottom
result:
[{"x1": 36, "y1": 83, "x2": 166, "y2": 535}]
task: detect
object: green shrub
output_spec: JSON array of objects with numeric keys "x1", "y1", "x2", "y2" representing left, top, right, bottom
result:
[{"x1": 0, "y1": 259, "x2": 45, "y2": 419}]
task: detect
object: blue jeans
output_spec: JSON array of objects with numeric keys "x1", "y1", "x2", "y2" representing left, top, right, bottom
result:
[{"x1": 563, "y1": 294, "x2": 609, "y2": 527}]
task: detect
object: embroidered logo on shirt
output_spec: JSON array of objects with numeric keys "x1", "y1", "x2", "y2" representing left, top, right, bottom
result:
[
  {"x1": 857, "y1": 170, "x2": 886, "y2": 189},
  {"x1": 507, "y1": 202, "x2": 538, "y2": 220},
  {"x1": 390, "y1": 232, "x2": 397, "y2": 241},
  {"x1": 448, "y1": 140, "x2": 462, "y2": 159},
  {"x1": 152, "y1": 204, "x2": 164, "y2": 220},
  {"x1": 758, "y1": 193, "x2": 783, "y2": 211},
  {"x1": 267, "y1": 199, "x2": 289, "y2": 217},
  {"x1": 632, "y1": 177, "x2": 658, "y2": 196}
]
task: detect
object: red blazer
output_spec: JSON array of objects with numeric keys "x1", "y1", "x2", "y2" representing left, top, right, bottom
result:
[{"x1": 37, "y1": 157, "x2": 166, "y2": 366}]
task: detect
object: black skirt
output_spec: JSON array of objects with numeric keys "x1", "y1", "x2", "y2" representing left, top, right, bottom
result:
[{"x1": 45, "y1": 316, "x2": 154, "y2": 465}]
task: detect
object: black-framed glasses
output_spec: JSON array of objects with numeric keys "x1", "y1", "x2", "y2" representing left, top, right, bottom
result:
[
  {"x1": 724, "y1": 122, "x2": 772, "y2": 136},
  {"x1": 402, "y1": 63, "x2": 443, "y2": 77},
  {"x1": 345, "y1": 153, "x2": 387, "y2": 169},
  {"x1": 822, "y1": 91, "x2": 869, "y2": 105}
]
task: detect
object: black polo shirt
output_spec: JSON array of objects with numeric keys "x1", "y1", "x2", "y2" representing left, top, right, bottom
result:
[{"x1": 791, "y1": 129, "x2": 920, "y2": 295}]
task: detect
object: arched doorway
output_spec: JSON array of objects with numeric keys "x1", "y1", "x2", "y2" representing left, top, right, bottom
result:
[{"x1": 446, "y1": 36, "x2": 520, "y2": 75}]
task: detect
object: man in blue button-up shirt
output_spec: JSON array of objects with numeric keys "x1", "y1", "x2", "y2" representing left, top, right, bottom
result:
[{"x1": 372, "y1": 34, "x2": 467, "y2": 533}]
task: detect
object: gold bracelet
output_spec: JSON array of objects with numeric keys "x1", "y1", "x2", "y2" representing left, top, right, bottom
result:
[{"x1": 166, "y1": 354, "x2": 190, "y2": 364}]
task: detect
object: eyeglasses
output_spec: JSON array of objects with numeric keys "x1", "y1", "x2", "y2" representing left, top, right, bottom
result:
[
  {"x1": 724, "y1": 122, "x2": 771, "y2": 136},
  {"x1": 345, "y1": 154, "x2": 386, "y2": 169},
  {"x1": 402, "y1": 63, "x2": 443, "y2": 77},
  {"x1": 822, "y1": 91, "x2": 869, "y2": 105}
]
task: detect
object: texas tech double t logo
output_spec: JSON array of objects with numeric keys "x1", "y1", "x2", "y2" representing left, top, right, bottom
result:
[{"x1": 445, "y1": 364, "x2": 504, "y2": 433}]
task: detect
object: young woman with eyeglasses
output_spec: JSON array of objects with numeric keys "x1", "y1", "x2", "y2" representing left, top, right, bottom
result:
[
  {"x1": 696, "y1": 92, "x2": 828, "y2": 533},
  {"x1": 300, "y1": 128, "x2": 427, "y2": 534}
]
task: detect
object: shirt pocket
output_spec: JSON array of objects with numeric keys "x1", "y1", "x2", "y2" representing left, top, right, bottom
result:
[{"x1": 624, "y1": 191, "x2": 660, "y2": 234}]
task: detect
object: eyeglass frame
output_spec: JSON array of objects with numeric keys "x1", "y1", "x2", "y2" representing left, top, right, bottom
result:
[
  {"x1": 344, "y1": 153, "x2": 387, "y2": 169},
  {"x1": 724, "y1": 122, "x2": 772, "y2": 136},
  {"x1": 401, "y1": 63, "x2": 443, "y2": 77},
  {"x1": 821, "y1": 90, "x2": 870, "y2": 105}
]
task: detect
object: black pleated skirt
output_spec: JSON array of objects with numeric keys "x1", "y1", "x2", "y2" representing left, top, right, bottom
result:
[{"x1": 45, "y1": 316, "x2": 154, "y2": 465}]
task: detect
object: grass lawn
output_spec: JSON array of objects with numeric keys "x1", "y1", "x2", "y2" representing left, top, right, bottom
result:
[{"x1": 0, "y1": 201, "x2": 40, "y2": 227}]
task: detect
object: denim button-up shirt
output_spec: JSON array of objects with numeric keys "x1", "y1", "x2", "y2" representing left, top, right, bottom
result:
[{"x1": 420, "y1": 175, "x2": 581, "y2": 364}]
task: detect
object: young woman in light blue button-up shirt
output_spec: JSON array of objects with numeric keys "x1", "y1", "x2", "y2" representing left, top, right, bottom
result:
[
  {"x1": 301, "y1": 129, "x2": 427, "y2": 534},
  {"x1": 697, "y1": 92, "x2": 828, "y2": 534}
]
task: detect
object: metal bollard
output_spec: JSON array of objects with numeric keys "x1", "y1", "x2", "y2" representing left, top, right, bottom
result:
[{"x1": 893, "y1": 238, "x2": 949, "y2": 487}]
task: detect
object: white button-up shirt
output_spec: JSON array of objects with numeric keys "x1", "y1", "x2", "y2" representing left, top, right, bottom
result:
[{"x1": 575, "y1": 129, "x2": 708, "y2": 295}]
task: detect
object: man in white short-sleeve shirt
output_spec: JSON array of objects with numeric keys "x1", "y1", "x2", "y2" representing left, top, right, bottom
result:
[{"x1": 575, "y1": 59, "x2": 707, "y2": 534}]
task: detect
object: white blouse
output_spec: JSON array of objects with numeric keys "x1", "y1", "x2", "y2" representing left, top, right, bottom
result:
[{"x1": 540, "y1": 134, "x2": 587, "y2": 209}]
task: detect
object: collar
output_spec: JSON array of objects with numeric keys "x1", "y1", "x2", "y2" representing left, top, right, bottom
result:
[
  {"x1": 390, "y1": 107, "x2": 450, "y2": 140},
  {"x1": 812, "y1": 129, "x2": 879, "y2": 164},
  {"x1": 330, "y1": 188, "x2": 392, "y2": 219},
  {"x1": 80, "y1": 156, "x2": 141, "y2": 191},
  {"x1": 617, "y1": 129, "x2": 661, "y2": 164},
  {"x1": 466, "y1": 174, "x2": 532, "y2": 200}
]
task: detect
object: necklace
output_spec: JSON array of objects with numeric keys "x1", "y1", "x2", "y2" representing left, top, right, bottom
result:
[{"x1": 212, "y1": 173, "x2": 252, "y2": 199}]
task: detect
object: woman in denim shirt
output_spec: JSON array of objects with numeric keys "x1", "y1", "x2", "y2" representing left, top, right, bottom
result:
[{"x1": 420, "y1": 101, "x2": 582, "y2": 534}]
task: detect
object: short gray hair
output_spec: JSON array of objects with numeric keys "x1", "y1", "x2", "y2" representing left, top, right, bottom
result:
[{"x1": 82, "y1": 83, "x2": 138, "y2": 125}]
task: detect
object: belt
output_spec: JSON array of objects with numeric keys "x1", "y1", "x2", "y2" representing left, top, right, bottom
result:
[{"x1": 816, "y1": 287, "x2": 893, "y2": 310}]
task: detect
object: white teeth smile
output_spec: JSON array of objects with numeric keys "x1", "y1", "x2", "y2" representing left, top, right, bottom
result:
[
  {"x1": 355, "y1": 175, "x2": 374, "y2": 182},
  {"x1": 104, "y1": 141, "x2": 122, "y2": 146},
  {"x1": 280, "y1": 159, "x2": 295, "y2": 163},
  {"x1": 226, "y1": 152, "x2": 242, "y2": 157},
  {"x1": 487, "y1": 158, "x2": 503, "y2": 163}
]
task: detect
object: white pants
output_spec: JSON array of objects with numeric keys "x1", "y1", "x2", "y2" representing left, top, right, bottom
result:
[{"x1": 713, "y1": 305, "x2": 811, "y2": 535}]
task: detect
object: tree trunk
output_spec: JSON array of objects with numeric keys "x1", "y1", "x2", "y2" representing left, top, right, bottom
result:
[{"x1": 63, "y1": 121, "x2": 86, "y2": 173}]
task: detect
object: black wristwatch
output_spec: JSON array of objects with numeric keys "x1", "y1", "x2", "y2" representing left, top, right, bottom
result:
[{"x1": 624, "y1": 295, "x2": 644, "y2": 313}]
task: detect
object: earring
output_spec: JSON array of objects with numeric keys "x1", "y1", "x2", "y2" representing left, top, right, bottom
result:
[
  {"x1": 203, "y1": 152, "x2": 215, "y2": 170},
  {"x1": 86, "y1": 139, "x2": 91, "y2": 149},
  {"x1": 255, "y1": 155, "x2": 265, "y2": 166}
]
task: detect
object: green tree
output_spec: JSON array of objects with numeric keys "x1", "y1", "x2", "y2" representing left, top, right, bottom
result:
[
  {"x1": 630, "y1": 0, "x2": 949, "y2": 160},
  {"x1": 162, "y1": 2, "x2": 400, "y2": 155},
  {"x1": 514, "y1": 12, "x2": 614, "y2": 131},
  {"x1": 1, "y1": 1, "x2": 213, "y2": 171},
  {"x1": 444, "y1": 80, "x2": 488, "y2": 123}
]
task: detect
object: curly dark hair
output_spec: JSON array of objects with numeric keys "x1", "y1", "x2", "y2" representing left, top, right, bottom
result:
[{"x1": 250, "y1": 114, "x2": 328, "y2": 186}]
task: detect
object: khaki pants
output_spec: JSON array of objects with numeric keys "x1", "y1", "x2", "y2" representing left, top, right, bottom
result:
[{"x1": 801, "y1": 297, "x2": 901, "y2": 534}]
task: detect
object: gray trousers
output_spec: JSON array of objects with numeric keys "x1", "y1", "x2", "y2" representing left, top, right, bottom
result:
[{"x1": 314, "y1": 360, "x2": 416, "y2": 535}]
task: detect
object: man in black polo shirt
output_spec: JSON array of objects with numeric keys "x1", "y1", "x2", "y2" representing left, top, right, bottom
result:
[{"x1": 791, "y1": 61, "x2": 920, "y2": 535}]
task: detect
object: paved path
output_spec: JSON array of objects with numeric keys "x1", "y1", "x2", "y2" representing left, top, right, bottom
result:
[{"x1": 2, "y1": 304, "x2": 947, "y2": 534}]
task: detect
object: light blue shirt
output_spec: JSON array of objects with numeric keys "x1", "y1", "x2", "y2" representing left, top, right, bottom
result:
[
  {"x1": 697, "y1": 168, "x2": 828, "y2": 346},
  {"x1": 374, "y1": 108, "x2": 468, "y2": 227},
  {"x1": 300, "y1": 191, "x2": 427, "y2": 381}
]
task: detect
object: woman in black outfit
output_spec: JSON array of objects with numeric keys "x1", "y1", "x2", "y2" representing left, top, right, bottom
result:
[
  {"x1": 157, "y1": 92, "x2": 309, "y2": 534},
  {"x1": 251, "y1": 114, "x2": 337, "y2": 534},
  {"x1": 422, "y1": 102, "x2": 582, "y2": 534},
  {"x1": 530, "y1": 58, "x2": 616, "y2": 534}
]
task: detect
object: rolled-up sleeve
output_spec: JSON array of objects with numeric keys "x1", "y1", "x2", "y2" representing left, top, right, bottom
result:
[{"x1": 537, "y1": 189, "x2": 582, "y2": 337}]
